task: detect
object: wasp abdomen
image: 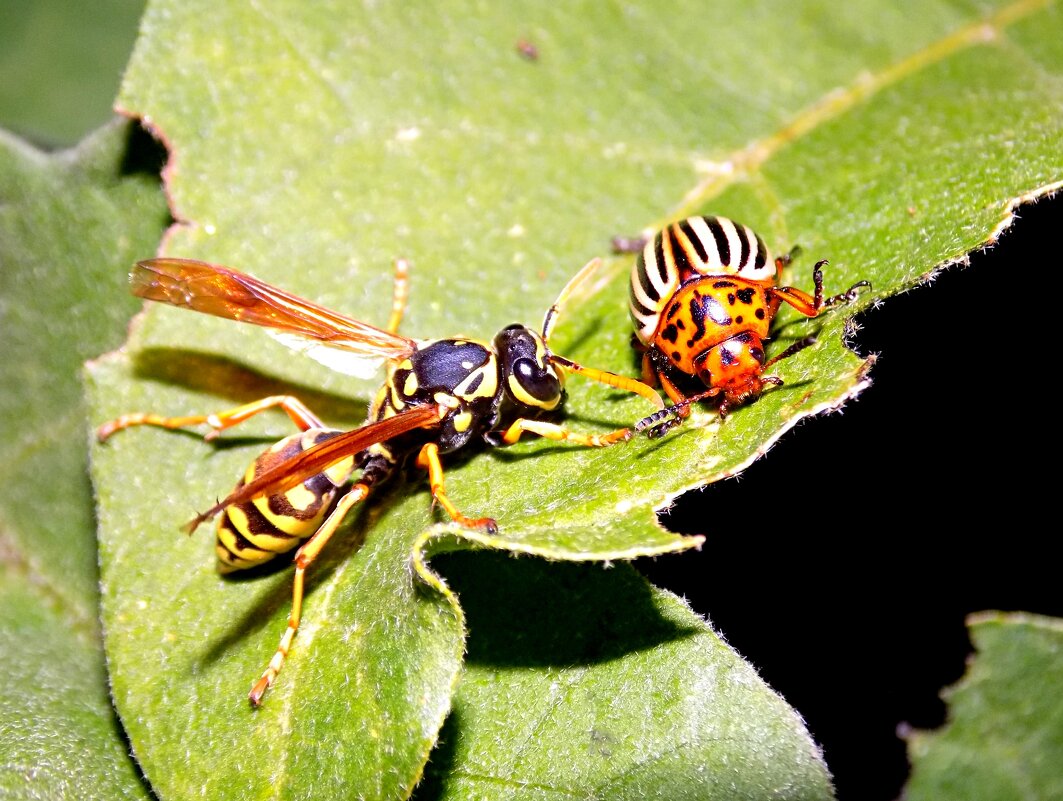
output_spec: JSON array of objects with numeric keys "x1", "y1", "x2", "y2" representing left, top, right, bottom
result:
[{"x1": 215, "y1": 428, "x2": 352, "y2": 573}]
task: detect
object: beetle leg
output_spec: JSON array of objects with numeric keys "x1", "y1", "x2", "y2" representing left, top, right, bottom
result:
[
  {"x1": 774, "y1": 260, "x2": 870, "y2": 316},
  {"x1": 763, "y1": 334, "x2": 819, "y2": 370}
]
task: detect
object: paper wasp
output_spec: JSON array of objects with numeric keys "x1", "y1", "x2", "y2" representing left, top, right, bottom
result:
[{"x1": 97, "y1": 255, "x2": 661, "y2": 705}]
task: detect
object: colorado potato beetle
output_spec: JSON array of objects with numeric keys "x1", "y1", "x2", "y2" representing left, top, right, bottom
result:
[{"x1": 626, "y1": 215, "x2": 869, "y2": 435}]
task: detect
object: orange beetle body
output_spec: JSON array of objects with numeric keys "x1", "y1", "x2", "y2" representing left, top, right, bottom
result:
[{"x1": 628, "y1": 215, "x2": 868, "y2": 434}]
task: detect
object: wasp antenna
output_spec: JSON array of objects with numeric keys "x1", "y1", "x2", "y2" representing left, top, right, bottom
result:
[
  {"x1": 542, "y1": 257, "x2": 603, "y2": 342},
  {"x1": 551, "y1": 354, "x2": 664, "y2": 410}
]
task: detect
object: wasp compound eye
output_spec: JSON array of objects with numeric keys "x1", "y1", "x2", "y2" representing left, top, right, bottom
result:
[{"x1": 512, "y1": 356, "x2": 562, "y2": 404}]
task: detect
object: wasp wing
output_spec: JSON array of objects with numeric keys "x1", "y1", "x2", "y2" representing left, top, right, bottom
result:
[
  {"x1": 183, "y1": 403, "x2": 447, "y2": 533},
  {"x1": 133, "y1": 258, "x2": 416, "y2": 377}
]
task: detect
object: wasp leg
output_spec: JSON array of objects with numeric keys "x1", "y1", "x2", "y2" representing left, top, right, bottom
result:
[
  {"x1": 97, "y1": 395, "x2": 325, "y2": 443},
  {"x1": 248, "y1": 481, "x2": 370, "y2": 706},
  {"x1": 386, "y1": 258, "x2": 411, "y2": 334},
  {"x1": 497, "y1": 418, "x2": 632, "y2": 448},
  {"x1": 415, "y1": 443, "x2": 498, "y2": 533}
]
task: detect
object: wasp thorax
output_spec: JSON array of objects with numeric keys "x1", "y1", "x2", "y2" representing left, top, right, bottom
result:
[{"x1": 494, "y1": 324, "x2": 563, "y2": 410}]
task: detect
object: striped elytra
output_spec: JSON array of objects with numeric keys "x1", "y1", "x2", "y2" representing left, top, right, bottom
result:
[{"x1": 629, "y1": 216, "x2": 777, "y2": 345}]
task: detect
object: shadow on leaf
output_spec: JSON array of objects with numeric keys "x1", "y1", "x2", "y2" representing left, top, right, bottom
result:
[
  {"x1": 132, "y1": 347, "x2": 367, "y2": 423},
  {"x1": 436, "y1": 551, "x2": 698, "y2": 668}
]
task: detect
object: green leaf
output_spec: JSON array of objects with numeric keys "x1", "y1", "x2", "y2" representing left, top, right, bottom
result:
[
  {"x1": 0, "y1": 1, "x2": 147, "y2": 146},
  {"x1": 416, "y1": 553, "x2": 834, "y2": 801},
  {"x1": 0, "y1": 121, "x2": 167, "y2": 798},
  {"x1": 85, "y1": 0, "x2": 1063, "y2": 799},
  {"x1": 904, "y1": 613, "x2": 1063, "y2": 801}
]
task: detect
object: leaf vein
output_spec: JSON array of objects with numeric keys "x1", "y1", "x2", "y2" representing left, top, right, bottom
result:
[{"x1": 671, "y1": 0, "x2": 1052, "y2": 222}]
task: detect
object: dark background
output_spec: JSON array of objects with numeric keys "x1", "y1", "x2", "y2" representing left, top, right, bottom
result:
[{"x1": 639, "y1": 190, "x2": 1061, "y2": 800}]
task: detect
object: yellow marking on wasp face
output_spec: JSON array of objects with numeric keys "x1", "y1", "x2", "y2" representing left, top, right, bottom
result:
[
  {"x1": 508, "y1": 374, "x2": 548, "y2": 409},
  {"x1": 403, "y1": 372, "x2": 419, "y2": 397},
  {"x1": 452, "y1": 411, "x2": 472, "y2": 433},
  {"x1": 532, "y1": 334, "x2": 549, "y2": 367}
]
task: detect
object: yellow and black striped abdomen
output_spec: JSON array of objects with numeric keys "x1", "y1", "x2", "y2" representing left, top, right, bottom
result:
[
  {"x1": 215, "y1": 428, "x2": 354, "y2": 573},
  {"x1": 629, "y1": 216, "x2": 777, "y2": 345}
]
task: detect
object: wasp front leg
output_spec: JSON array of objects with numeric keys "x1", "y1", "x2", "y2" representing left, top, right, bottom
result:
[
  {"x1": 416, "y1": 442, "x2": 498, "y2": 533},
  {"x1": 496, "y1": 417, "x2": 633, "y2": 448}
]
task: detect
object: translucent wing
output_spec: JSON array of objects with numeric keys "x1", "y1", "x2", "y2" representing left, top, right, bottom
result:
[
  {"x1": 132, "y1": 258, "x2": 416, "y2": 376},
  {"x1": 183, "y1": 403, "x2": 447, "y2": 532}
]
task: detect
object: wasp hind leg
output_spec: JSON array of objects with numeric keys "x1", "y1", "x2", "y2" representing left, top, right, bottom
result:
[
  {"x1": 96, "y1": 395, "x2": 325, "y2": 443},
  {"x1": 248, "y1": 481, "x2": 371, "y2": 706}
]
